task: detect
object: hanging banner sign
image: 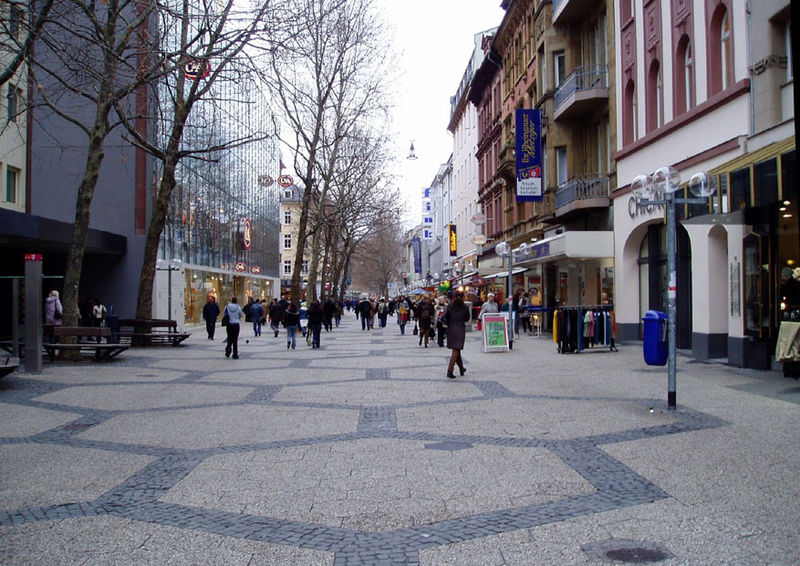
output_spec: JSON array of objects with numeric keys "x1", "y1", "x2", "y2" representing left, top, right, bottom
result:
[
  {"x1": 278, "y1": 175, "x2": 294, "y2": 187},
  {"x1": 448, "y1": 224, "x2": 457, "y2": 257},
  {"x1": 412, "y1": 237, "x2": 422, "y2": 274},
  {"x1": 258, "y1": 175, "x2": 274, "y2": 187},
  {"x1": 482, "y1": 313, "x2": 510, "y2": 352},
  {"x1": 515, "y1": 108, "x2": 543, "y2": 202},
  {"x1": 240, "y1": 217, "x2": 252, "y2": 250}
]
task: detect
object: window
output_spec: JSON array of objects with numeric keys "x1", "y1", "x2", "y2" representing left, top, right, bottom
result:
[
  {"x1": 554, "y1": 51, "x2": 566, "y2": 88},
  {"x1": 676, "y1": 37, "x2": 695, "y2": 114},
  {"x1": 9, "y1": 4, "x2": 23, "y2": 39},
  {"x1": 283, "y1": 189, "x2": 292, "y2": 199},
  {"x1": 283, "y1": 211, "x2": 291, "y2": 224},
  {"x1": 301, "y1": 260, "x2": 309, "y2": 275},
  {"x1": 7, "y1": 84, "x2": 21, "y2": 123},
  {"x1": 623, "y1": 80, "x2": 636, "y2": 145},
  {"x1": 720, "y1": 11, "x2": 732, "y2": 90},
  {"x1": 556, "y1": 147, "x2": 568, "y2": 186},
  {"x1": 283, "y1": 260, "x2": 292, "y2": 275},
  {"x1": 283, "y1": 234, "x2": 292, "y2": 249},
  {"x1": 709, "y1": 5, "x2": 733, "y2": 95},
  {"x1": 646, "y1": 60, "x2": 662, "y2": 131},
  {"x1": 786, "y1": 21, "x2": 793, "y2": 81},
  {"x1": 5, "y1": 167, "x2": 19, "y2": 204}
]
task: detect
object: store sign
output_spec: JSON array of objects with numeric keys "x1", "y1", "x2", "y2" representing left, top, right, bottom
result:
[
  {"x1": 258, "y1": 175, "x2": 274, "y2": 187},
  {"x1": 234, "y1": 262, "x2": 247, "y2": 272},
  {"x1": 515, "y1": 109, "x2": 542, "y2": 202},
  {"x1": 412, "y1": 237, "x2": 422, "y2": 274},
  {"x1": 278, "y1": 175, "x2": 294, "y2": 187},
  {"x1": 473, "y1": 234, "x2": 487, "y2": 245},
  {"x1": 471, "y1": 213, "x2": 487, "y2": 224},
  {"x1": 24, "y1": 253, "x2": 43, "y2": 261},
  {"x1": 250, "y1": 265, "x2": 262, "y2": 274},
  {"x1": 448, "y1": 224, "x2": 457, "y2": 257},
  {"x1": 482, "y1": 313, "x2": 510, "y2": 352}
]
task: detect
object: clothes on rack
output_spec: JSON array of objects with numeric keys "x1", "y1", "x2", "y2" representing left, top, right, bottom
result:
[{"x1": 555, "y1": 305, "x2": 617, "y2": 353}]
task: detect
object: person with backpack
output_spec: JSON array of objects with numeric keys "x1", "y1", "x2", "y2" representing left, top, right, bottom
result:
[{"x1": 222, "y1": 296, "x2": 243, "y2": 359}]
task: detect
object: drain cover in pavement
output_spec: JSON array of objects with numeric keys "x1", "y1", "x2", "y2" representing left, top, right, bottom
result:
[{"x1": 582, "y1": 539, "x2": 673, "y2": 563}]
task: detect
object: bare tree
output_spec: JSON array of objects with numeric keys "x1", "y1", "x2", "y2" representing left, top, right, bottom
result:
[
  {"x1": 29, "y1": 0, "x2": 173, "y2": 325},
  {"x1": 265, "y1": 0, "x2": 391, "y2": 302},
  {"x1": 0, "y1": 0, "x2": 55, "y2": 87},
  {"x1": 115, "y1": 0, "x2": 279, "y2": 323}
]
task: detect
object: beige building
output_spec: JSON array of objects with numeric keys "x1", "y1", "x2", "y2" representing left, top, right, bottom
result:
[{"x1": 1, "y1": 2, "x2": 27, "y2": 214}]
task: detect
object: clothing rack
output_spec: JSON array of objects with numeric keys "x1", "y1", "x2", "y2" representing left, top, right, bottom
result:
[{"x1": 554, "y1": 305, "x2": 617, "y2": 354}]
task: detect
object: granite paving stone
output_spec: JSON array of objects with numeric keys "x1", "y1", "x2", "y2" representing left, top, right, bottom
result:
[{"x1": 0, "y1": 315, "x2": 798, "y2": 564}]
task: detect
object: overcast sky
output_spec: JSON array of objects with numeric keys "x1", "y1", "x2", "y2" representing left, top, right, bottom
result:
[{"x1": 377, "y1": 1, "x2": 505, "y2": 227}]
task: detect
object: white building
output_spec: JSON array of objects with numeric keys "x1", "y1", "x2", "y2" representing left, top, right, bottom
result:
[
  {"x1": 613, "y1": 0, "x2": 794, "y2": 368},
  {"x1": 1, "y1": 2, "x2": 27, "y2": 214}
]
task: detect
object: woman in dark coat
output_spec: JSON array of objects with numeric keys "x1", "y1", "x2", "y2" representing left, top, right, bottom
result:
[
  {"x1": 307, "y1": 301, "x2": 324, "y2": 348},
  {"x1": 445, "y1": 292, "x2": 471, "y2": 378}
]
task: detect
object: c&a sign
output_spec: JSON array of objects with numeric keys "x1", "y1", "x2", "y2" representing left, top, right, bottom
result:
[{"x1": 239, "y1": 218, "x2": 252, "y2": 250}]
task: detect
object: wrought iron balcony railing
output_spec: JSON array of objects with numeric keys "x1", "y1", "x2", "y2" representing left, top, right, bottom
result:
[
  {"x1": 555, "y1": 174, "x2": 610, "y2": 209},
  {"x1": 553, "y1": 65, "x2": 608, "y2": 111}
]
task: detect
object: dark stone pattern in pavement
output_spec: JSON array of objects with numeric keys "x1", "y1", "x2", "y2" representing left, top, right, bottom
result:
[{"x1": 0, "y1": 357, "x2": 728, "y2": 565}]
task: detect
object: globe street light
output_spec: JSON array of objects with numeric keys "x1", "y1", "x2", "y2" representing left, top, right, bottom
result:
[{"x1": 631, "y1": 167, "x2": 716, "y2": 410}]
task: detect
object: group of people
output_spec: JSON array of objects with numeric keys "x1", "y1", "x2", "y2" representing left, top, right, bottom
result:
[
  {"x1": 203, "y1": 295, "x2": 345, "y2": 358},
  {"x1": 353, "y1": 292, "x2": 471, "y2": 378},
  {"x1": 43, "y1": 291, "x2": 108, "y2": 328}
]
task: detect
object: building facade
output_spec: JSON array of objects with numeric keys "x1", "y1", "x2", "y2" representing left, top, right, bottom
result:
[{"x1": 612, "y1": 0, "x2": 795, "y2": 368}]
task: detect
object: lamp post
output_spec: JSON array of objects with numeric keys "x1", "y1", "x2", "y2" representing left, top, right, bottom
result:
[
  {"x1": 631, "y1": 168, "x2": 716, "y2": 410},
  {"x1": 156, "y1": 258, "x2": 183, "y2": 321},
  {"x1": 495, "y1": 241, "x2": 514, "y2": 349}
]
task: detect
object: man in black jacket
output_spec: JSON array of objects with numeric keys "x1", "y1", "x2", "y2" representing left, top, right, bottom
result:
[{"x1": 202, "y1": 296, "x2": 221, "y2": 340}]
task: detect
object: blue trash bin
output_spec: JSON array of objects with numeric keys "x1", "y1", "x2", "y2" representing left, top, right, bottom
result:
[{"x1": 642, "y1": 310, "x2": 668, "y2": 366}]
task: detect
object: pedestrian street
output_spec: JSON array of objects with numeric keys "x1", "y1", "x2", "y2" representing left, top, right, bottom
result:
[{"x1": 1, "y1": 313, "x2": 799, "y2": 565}]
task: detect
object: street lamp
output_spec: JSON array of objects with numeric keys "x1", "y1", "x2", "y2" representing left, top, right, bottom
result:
[
  {"x1": 495, "y1": 241, "x2": 514, "y2": 349},
  {"x1": 156, "y1": 258, "x2": 183, "y2": 321},
  {"x1": 631, "y1": 167, "x2": 716, "y2": 410}
]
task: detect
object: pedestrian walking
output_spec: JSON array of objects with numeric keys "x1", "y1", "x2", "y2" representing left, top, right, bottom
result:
[
  {"x1": 308, "y1": 301, "x2": 324, "y2": 348},
  {"x1": 222, "y1": 296, "x2": 243, "y2": 359},
  {"x1": 434, "y1": 296, "x2": 448, "y2": 347},
  {"x1": 268, "y1": 298, "x2": 283, "y2": 337},
  {"x1": 92, "y1": 298, "x2": 107, "y2": 327},
  {"x1": 323, "y1": 297, "x2": 335, "y2": 332},
  {"x1": 417, "y1": 296, "x2": 433, "y2": 347},
  {"x1": 283, "y1": 303, "x2": 300, "y2": 349},
  {"x1": 478, "y1": 293, "x2": 499, "y2": 318},
  {"x1": 250, "y1": 299, "x2": 264, "y2": 336},
  {"x1": 445, "y1": 292, "x2": 471, "y2": 379},
  {"x1": 377, "y1": 298, "x2": 389, "y2": 328},
  {"x1": 396, "y1": 296, "x2": 409, "y2": 335},
  {"x1": 357, "y1": 294, "x2": 372, "y2": 330},
  {"x1": 44, "y1": 290, "x2": 63, "y2": 326},
  {"x1": 202, "y1": 295, "x2": 220, "y2": 340}
]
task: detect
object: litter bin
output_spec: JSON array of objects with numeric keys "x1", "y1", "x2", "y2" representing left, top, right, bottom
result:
[
  {"x1": 106, "y1": 315, "x2": 120, "y2": 344},
  {"x1": 642, "y1": 310, "x2": 667, "y2": 366}
]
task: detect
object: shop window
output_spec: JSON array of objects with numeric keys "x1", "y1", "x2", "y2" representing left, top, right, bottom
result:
[
  {"x1": 730, "y1": 167, "x2": 750, "y2": 211},
  {"x1": 753, "y1": 159, "x2": 778, "y2": 207}
]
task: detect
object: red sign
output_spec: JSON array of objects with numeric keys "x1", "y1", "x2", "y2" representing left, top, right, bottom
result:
[
  {"x1": 24, "y1": 253, "x2": 43, "y2": 261},
  {"x1": 278, "y1": 175, "x2": 294, "y2": 187},
  {"x1": 234, "y1": 262, "x2": 247, "y2": 272},
  {"x1": 250, "y1": 265, "x2": 262, "y2": 274},
  {"x1": 241, "y1": 218, "x2": 252, "y2": 250},
  {"x1": 184, "y1": 58, "x2": 210, "y2": 80}
]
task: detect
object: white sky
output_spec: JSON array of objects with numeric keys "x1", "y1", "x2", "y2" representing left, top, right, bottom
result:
[{"x1": 377, "y1": 1, "x2": 505, "y2": 227}]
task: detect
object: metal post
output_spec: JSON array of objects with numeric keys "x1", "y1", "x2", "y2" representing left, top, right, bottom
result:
[
  {"x1": 11, "y1": 278, "x2": 19, "y2": 357},
  {"x1": 507, "y1": 250, "x2": 514, "y2": 350},
  {"x1": 167, "y1": 267, "x2": 172, "y2": 322},
  {"x1": 666, "y1": 193, "x2": 677, "y2": 409},
  {"x1": 24, "y1": 255, "x2": 42, "y2": 373}
]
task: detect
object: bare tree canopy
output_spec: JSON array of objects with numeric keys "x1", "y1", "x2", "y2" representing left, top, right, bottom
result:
[{"x1": 0, "y1": 0, "x2": 55, "y2": 87}]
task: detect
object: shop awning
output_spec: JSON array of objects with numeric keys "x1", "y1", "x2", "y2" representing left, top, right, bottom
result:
[
  {"x1": 449, "y1": 270, "x2": 479, "y2": 282},
  {"x1": 513, "y1": 231, "x2": 614, "y2": 266},
  {"x1": 482, "y1": 267, "x2": 527, "y2": 280}
]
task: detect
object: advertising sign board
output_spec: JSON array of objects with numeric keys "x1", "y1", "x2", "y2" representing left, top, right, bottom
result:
[{"x1": 482, "y1": 313, "x2": 510, "y2": 352}]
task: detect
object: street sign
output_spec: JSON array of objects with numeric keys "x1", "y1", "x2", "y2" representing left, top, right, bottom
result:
[
  {"x1": 472, "y1": 234, "x2": 487, "y2": 245},
  {"x1": 471, "y1": 213, "x2": 487, "y2": 224}
]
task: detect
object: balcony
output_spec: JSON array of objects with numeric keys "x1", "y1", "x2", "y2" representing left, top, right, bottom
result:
[
  {"x1": 554, "y1": 174, "x2": 610, "y2": 219},
  {"x1": 552, "y1": 0, "x2": 600, "y2": 25},
  {"x1": 553, "y1": 66, "x2": 608, "y2": 121}
]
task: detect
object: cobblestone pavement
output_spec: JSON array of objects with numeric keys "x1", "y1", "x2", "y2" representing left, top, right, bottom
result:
[{"x1": 1, "y1": 314, "x2": 799, "y2": 565}]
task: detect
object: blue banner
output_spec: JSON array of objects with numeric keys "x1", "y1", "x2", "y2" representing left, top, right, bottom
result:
[
  {"x1": 515, "y1": 108, "x2": 543, "y2": 202},
  {"x1": 412, "y1": 237, "x2": 422, "y2": 274}
]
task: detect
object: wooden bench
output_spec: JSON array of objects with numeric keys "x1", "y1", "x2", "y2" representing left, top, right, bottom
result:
[
  {"x1": 117, "y1": 318, "x2": 191, "y2": 347},
  {"x1": 0, "y1": 357, "x2": 19, "y2": 377},
  {"x1": 44, "y1": 327, "x2": 129, "y2": 362}
]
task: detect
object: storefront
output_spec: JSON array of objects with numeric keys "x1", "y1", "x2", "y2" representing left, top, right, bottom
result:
[
  {"x1": 179, "y1": 267, "x2": 278, "y2": 325},
  {"x1": 614, "y1": 139, "x2": 796, "y2": 368}
]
